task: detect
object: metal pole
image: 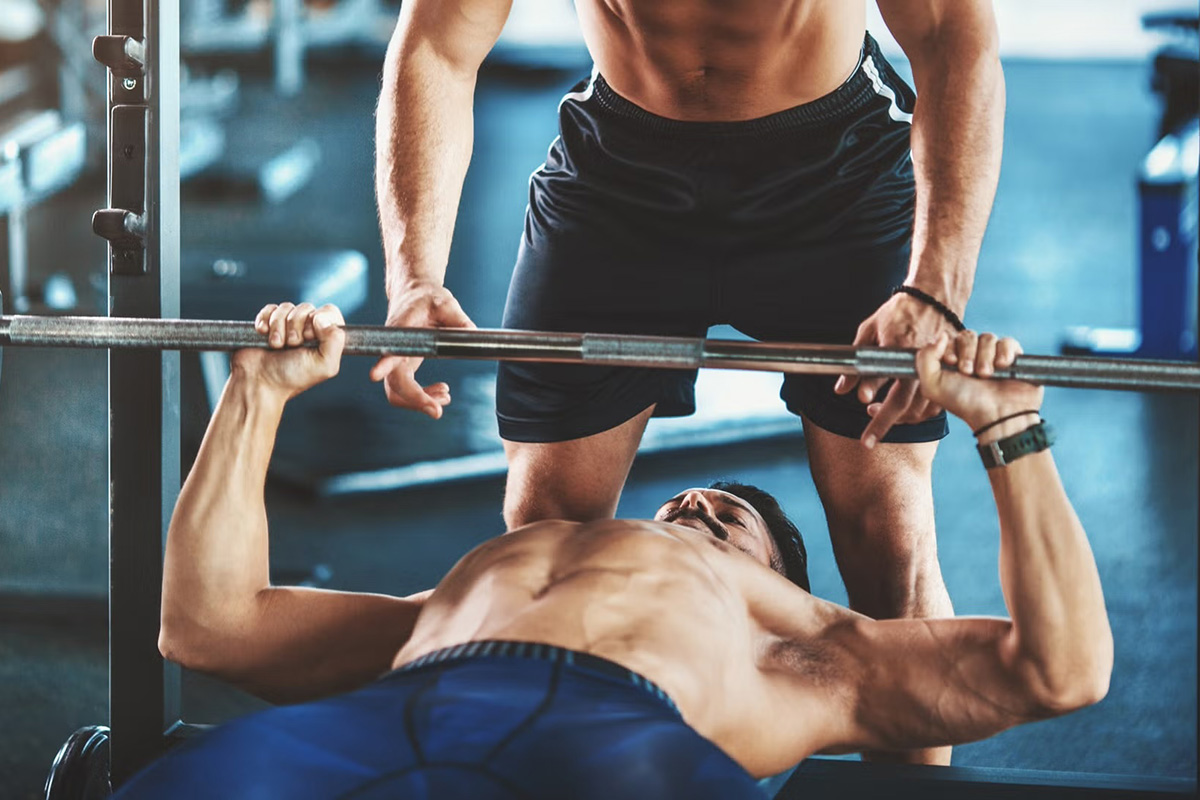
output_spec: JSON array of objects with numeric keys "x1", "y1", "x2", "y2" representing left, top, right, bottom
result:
[
  {"x1": 4, "y1": 315, "x2": 1200, "y2": 392},
  {"x1": 101, "y1": 0, "x2": 180, "y2": 783}
]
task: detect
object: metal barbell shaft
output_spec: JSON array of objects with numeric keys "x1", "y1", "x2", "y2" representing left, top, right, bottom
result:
[{"x1": 2, "y1": 313, "x2": 1198, "y2": 392}]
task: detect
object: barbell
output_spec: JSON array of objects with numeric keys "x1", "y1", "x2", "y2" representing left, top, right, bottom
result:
[{"x1": 2, "y1": 310, "x2": 1199, "y2": 392}]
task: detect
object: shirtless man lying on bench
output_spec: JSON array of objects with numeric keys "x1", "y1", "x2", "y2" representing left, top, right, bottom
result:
[{"x1": 115, "y1": 301, "x2": 1111, "y2": 799}]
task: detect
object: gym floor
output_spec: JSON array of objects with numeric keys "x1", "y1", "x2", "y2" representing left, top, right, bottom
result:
[{"x1": 1, "y1": 47, "x2": 1196, "y2": 799}]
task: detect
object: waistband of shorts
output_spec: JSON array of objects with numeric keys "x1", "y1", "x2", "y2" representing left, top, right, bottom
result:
[
  {"x1": 588, "y1": 32, "x2": 892, "y2": 137},
  {"x1": 393, "y1": 640, "x2": 679, "y2": 712}
]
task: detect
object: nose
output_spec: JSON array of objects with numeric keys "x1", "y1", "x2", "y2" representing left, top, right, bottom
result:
[{"x1": 677, "y1": 490, "x2": 714, "y2": 515}]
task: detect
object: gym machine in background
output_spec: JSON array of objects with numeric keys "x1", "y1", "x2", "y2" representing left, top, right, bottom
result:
[
  {"x1": 1, "y1": 0, "x2": 90, "y2": 314},
  {"x1": 1061, "y1": 9, "x2": 1200, "y2": 361}
]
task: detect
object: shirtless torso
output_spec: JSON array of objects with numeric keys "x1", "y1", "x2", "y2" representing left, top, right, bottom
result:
[
  {"x1": 576, "y1": 0, "x2": 866, "y2": 120},
  {"x1": 395, "y1": 518, "x2": 829, "y2": 776}
]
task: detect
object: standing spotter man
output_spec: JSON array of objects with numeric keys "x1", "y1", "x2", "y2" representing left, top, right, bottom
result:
[{"x1": 373, "y1": 0, "x2": 1003, "y2": 765}]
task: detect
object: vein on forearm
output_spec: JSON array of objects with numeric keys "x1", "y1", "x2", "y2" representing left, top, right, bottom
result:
[
  {"x1": 907, "y1": 42, "x2": 1005, "y2": 307},
  {"x1": 165, "y1": 375, "x2": 284, "y2": 616},
  {"x1": 376, "y1": 44, "x2": 476, "y2": 294}
]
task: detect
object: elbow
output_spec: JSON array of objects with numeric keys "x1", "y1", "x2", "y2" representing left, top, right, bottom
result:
[
  {"x1": 158, "y1": 613, "x2": 224, "y2": 674},
  {"x1": 159, "y1": 605, "x2": 256, "y2": 680},
  {"x1": 1028, "y1": 666, "x2": 1111, "y2": 718},
  {"x1": 908, "y1": 15, "x2": 1002, "y2": 88},
  {"x1": 1018, "y1": 636, "x2": 1114, "y2": 717}
]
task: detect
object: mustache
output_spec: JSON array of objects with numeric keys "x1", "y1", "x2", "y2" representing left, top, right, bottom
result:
[{"x1": 663, "y1": 507, "x2": 728, "y2": 540}]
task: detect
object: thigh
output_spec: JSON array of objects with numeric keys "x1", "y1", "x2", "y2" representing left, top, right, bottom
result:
[
  {"x1": 112, "y1": 682, "x2": 430, "y2": 799},
  {"x1": 498, "y1": 181, "x2": 710, "y2": 444},
  {"x1": 802, "y1": 417, "x2": 938, "y2": 542},
  {"x1": 729, "y1": 240, "x2": 946, "y2": 443},
  {"x1": 503, "y1": 405, "x2": 654, "y2": 526},
  {"x1": 492, "y1": 687, "x2": 764, "y2": 800}
]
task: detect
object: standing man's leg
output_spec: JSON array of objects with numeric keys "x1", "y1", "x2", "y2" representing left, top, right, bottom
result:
[
  {"x1": 503, "y1": 406, "x2": 654, "y2": 528},
  {"x1": 800, "y1": 416, "x2": 953, "y2": 766},
  {"x1": 803, "y1": 427, "x2": 951, "y2": 622},
  {"x1": 717, "y1": 32, "x2": 953, "y2": 764},
  {"x1": 494, "y1": 72, "x2": 713, "y2": 529}
]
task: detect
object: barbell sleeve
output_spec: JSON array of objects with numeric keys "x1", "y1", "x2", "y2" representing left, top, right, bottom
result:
[{"x1": 2, "y1": 313, "x2": 1199, "y2": 393}]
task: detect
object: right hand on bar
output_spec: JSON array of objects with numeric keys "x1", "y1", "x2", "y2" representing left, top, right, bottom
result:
[
  {"x1": 370, "y1": 282, "x2": 476, "y2": 419},
  {"x1": 904, "y1": 330, "x2": 1044, "y2": 434},
  {"x1": 232, "y1": 302, "x2": 346, "y2": 399}
]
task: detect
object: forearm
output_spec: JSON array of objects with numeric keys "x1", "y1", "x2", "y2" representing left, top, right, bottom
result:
[
  {"x1": 161, "y1": 369, "x2": 284, "y2": 641},
  {"x1": 906, "y1": 35, "x2": 1004, "y2": 311},
  {"x1": 989, "y1": 448, "x2": 1113, "y2": 705},
  {"x1": 376, "y1": 37, "x2": 477, "y2": 297}
]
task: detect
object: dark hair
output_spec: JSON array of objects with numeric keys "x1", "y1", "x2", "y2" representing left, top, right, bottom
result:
[{"x1": 708, "y1": 480, "x2": 809, "y2": 593}]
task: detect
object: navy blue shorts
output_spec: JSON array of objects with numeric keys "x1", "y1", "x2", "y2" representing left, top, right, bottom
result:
[
  {"x1": 113, "y1": 641, "x2": 765, "y2": 799},
  {"x1": 497, "y1": 34, "x2": 948, "y2": 445}
]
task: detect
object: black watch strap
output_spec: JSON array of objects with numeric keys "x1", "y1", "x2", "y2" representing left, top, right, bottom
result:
[{"x1": 978, "y1": 421, "x2": 1055, "y2": 469}]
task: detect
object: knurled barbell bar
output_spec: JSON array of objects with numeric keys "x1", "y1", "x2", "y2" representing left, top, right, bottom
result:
[{"x1": 2, "y1": 311, "x2": 1199, "y2": 393}]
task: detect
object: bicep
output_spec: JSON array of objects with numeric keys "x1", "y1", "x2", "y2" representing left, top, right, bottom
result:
[{"x1": 392, "y1": 0, "x2": 513, "y2": 73}]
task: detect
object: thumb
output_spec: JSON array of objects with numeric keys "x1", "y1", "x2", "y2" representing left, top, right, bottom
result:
[
  {"x1": 915, "y1": 332, "x2": 950, "y2": 386},
  {"x1": 370, "y1": 355, "x2": 405, "y2": 382},
  {"x1": 313, "y1": 311, "x2": 345, "y2": 359}
]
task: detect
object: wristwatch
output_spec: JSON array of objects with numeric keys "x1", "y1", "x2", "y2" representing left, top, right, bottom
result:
[{"x1": 977, "y1": 421, "x2": 1055, "y2": 469}]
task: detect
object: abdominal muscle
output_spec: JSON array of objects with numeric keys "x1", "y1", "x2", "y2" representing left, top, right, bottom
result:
[
  {"x1": 393, "y1": 519, "x2": 774, "y2": 763},
  {"x1": 576, "y1": 0, "x2": 868, "y2": 120}
]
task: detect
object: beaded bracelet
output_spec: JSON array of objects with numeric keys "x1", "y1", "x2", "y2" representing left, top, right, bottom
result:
[
  {"x1": 892, "y1": 285, "x2": 966, "y2": 332},
  {"x1": 971, "y1": 409, "x2": 1041, "y2": 438}
]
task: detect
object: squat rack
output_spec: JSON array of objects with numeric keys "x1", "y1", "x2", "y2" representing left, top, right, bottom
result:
[{"x1": 81, "y1": 0, "x2": 1196, "y2": 795}]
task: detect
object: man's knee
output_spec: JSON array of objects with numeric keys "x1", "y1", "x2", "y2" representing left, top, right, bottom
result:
[
  {"x1": 502, "y1": 453, "x2": 622, "y2": 529},
  {"x1": 825, "y1": 493, "x2": 949, "y2": 619},
  {"x1": 503, "y1": 485, "x2": 613, "y2": 529}
]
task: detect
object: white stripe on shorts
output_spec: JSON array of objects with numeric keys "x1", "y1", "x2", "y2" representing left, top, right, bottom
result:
[{"x1": 862, "y1": 54, "x2": 913, "y2": 124}]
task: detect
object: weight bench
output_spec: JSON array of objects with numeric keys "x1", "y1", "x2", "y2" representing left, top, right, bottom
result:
[{"x1": 181, "y1": 247, "x2": 368, "y2": 413}]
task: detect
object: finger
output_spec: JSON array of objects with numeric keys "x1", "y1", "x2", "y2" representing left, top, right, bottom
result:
[
  {"x1": 834, "y1": 374, "x2": 858, "y2": 395},
  {"x1": 861, "y1": 379, "x2": 919, "y2": 448},
  {"x1": 316, "y1": 303, "x2": 345, "y2": 327},
  {"x1": 954, "y1": 329, "x2": 979, "y2": 375},
  {"x1": 902, "y1": 396, "x2": 932, "y2": 424},
  {"x1": 285, "y1": 302, "x2": 315, "y2": 346},
  {"x1": 837, "y1": 318, "x2": 882, "y2": 394},
  {"x1": 940, "y1": 331, "x2": 959, "y2": 365},
  {"x1": 857, "y1": 377, "x2": 889, "y2": 405},
  {"x1": 386, "y1": 371, "x2": 446, "y2": 418},
  {"x1": 312, "y1": 309, "x2": 346, "y2": 365},
  {"x1": 995, "y1": 336, "x2": 1022, "y2": 369},
  {"x1": 915, "y1": 332, "x2": 949, "y2": 385},
  {"x1": 380, "y1": 365, "x2": 446, "y2": 417},
  {"x1": 255, "y1": 304, "x2": 278, "y2": 334},
  {"x1": 369, "y1": 355, "x2": 409, "y2": 383},
  {"x1": 975, "y1": 332, "x2": 998, "y2": 378},
  {"x1": 267, "y1": 302, "x2": 295, "y2": 348}
]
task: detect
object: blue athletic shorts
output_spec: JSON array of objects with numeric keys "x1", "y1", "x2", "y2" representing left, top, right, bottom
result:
[
  {"x1": 113, "y1": 641, "x2": 766, "y2": 799},
  {"x1": 497, "y1": 33, "x2": 948, "y2": 445}
]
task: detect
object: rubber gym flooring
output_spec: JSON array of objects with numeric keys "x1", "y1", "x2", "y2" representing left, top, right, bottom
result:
[{"x1": 0, "y1": 54, "x2": 1196, "y2": 797}]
